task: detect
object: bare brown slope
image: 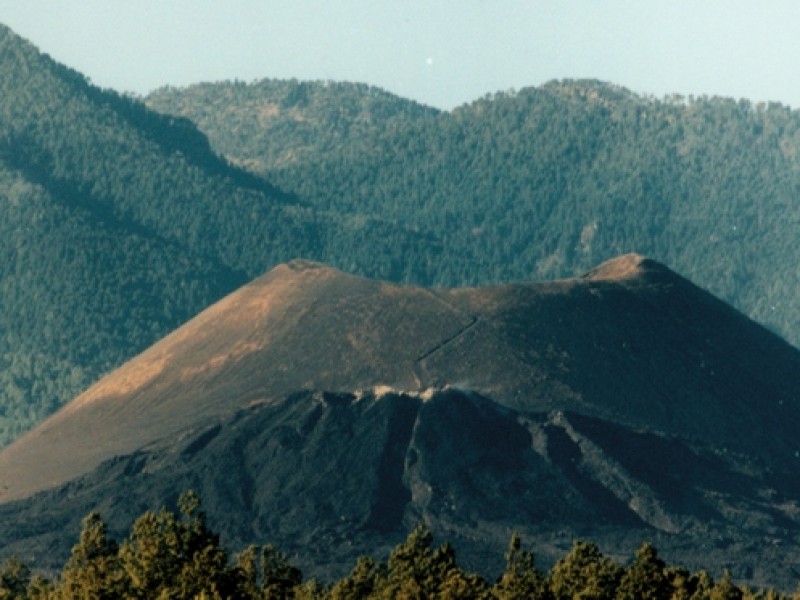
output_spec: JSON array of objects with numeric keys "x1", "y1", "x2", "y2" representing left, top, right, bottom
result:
[{"x1": 2, "y1": 253, "x2": 800, "y2": 503}]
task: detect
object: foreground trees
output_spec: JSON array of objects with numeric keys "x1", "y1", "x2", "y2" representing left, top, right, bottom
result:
[{"x1": 0, "y1": 492, "x2": 792, "y2": 598}]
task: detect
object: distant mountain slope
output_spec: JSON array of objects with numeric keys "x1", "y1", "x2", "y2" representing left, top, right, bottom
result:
[
  {"x1": 0, "y1": 26, "x2": 440, "y2": 445},
  {"x1": 146, "y1": 79, "x2": 440, "y2": 174},
  {"x1": 2, "y1": 256, "x2": 800, "y2": 588},
  {"x1": 148, "y1": 78, "x2": 800, "y2": 347},
  {"x1": 0, "y1": 158, "x2": 244, "y2": 442}
]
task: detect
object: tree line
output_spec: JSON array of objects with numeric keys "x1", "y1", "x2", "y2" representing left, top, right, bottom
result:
[
  {"x1": 0, "y1": 25, "x2": 438, "y2": 447},
  {"x1": 0, "y1": 492, "x2": 790, "y2": 599},
  {"x1": 148, "y1": 77, "x2": 800, "y2": 349},
  {"x1": 6, "y1": 21, "x2": 800, "y2": 457}
]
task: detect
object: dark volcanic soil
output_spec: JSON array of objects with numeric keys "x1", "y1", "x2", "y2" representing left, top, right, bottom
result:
[
  {"x1": 2, "y1": 254, "x2": 800, "y2": 588},
  {"x1": 3, "y1": 389, "x2": 800, "y2": 587}
]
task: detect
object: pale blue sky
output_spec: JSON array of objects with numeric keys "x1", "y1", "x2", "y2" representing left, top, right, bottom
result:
[{"x1": 1, "y1": 0, "x2": 799, "y2": 110}]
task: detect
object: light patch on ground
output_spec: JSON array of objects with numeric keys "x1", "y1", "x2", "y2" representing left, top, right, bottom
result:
[
  {"x1": 256, "y1": 103, "x2": 280, "y2": 124},
  {"x1": 377, "y1": 281, "x2": 412, "y2": 296},
  {"x1": 66, "y1": 351, "x2": 171, "y2": 413},
  {"x1": 372, "y1": 384, "x2": 397, "y2": 398},
  {"x1": 178, "y1": 341, "x2": 264, "y2": 381},
  {"x1": 370, "y1": 385, "x2": 439, "y2": 402},
  {"x1": 584, "y1": 253, "x2": 646, "y2": 281},
  {"x1": 62, "y1": 264, "x2": 317, "y2": 413},
  {"x1": 535, "y1": 252, "x2": 563, "y2": 277},
  {"x1": 580, "y1": 221, "x2": 598, "y2": 253}
]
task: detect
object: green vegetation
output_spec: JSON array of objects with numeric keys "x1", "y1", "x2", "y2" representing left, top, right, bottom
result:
[
  {"x1": 0, "y1": 26, "x2": 436, "y2": 446},
  {"x1": 148, "y1": 78, "x2": 800, "y2": 349},
  {"x1": 6, "y1": 19, "x2": 800, "y2": 451},
  {"x1": 0, "y1": 492, "x2": 790, "y2": 599}
]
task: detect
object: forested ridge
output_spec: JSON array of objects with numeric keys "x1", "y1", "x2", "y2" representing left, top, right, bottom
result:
[
  {"x1": 3, "y1": 20, "x2": 800, "y2": 453},
  {"x1": 0, "y1": 25, "x2": 439, "y2": 446},
  {"x1": 0, "y1": 492, "x2": 791, "y2": 599},
  {"x1": 148, "y1": 78, "x2": 800, "y2": 348},
  {"x1": 5, "y1": 20, "x2": 800, "y2": 597}
]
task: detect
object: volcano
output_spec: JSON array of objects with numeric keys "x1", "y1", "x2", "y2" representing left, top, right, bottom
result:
[{"x1": 2, "y1": 254, "x2": 800, "y2": 587}]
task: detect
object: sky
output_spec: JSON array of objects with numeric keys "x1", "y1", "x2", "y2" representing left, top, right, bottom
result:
[{"x1": 1, "y1": 0, "x2": 800, "y2": 110}]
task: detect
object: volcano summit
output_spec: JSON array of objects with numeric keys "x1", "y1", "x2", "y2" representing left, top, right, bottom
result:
[{"x1": 1, "y1": 254, "x2": 800, "y2": 587}]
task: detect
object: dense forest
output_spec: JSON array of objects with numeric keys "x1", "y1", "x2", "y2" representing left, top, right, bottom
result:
[
  {"x1": 5, "y1": 21, "x2": 800, "y2": 597},
  {"x1": 0, "y1": 26, "x2": 439, "y2": 446},
  {"x1": 0, "y1": 491, "x2": 789, "y2": 599},
  {"x1": 148, "y1": 78, "x2": 800, "y2": 349},
  {"x1": 5, "y1": 18, "x2": 800, "y2": 450}
]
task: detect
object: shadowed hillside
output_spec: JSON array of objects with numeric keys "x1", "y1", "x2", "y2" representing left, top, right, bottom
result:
[
  {"x1": 148, "y1": 78, "x2": 800, "y2": 347},
  {"x1": 2, "y1": 255, "x2": 800, "y2": 588},
  {"x1": 6, "y1": 21, "x2": 800, "y2": 452},
  {"x1": 7, "y1": 20, "x2": 800, "y2": 453},
  {"x1": 0, "y1": 25, "x2": 440, "y2": 446}
]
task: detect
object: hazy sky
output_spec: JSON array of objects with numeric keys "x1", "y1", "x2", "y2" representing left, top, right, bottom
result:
[{"x1": 1, "y1": 0, "x2": 799, "y2": 110}]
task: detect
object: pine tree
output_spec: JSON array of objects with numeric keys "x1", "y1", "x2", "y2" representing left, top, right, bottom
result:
[
  {"x1": 492, "y1": 533, "x2": 551, "y2": 599},
  {"x1": 330, "y1": 556, "x2": 387, "y2": 600},
  {"x1": 54, "y1": 512, "x2": 126, "y2": 599},
  {"x1": 710, "y1": 571, "x2": 743, "y2": 600},
  {"x1": 615, "y1": 542, "x2": 671, "y2": 600},
  {"x1": 549, "y1": 541, "x2": 623, "y2": 600},
  {"x1": 0, "y1": 557, "x2": 31, "y2": 599},
  {"x1": 261, "y1": 544, "x2": 303, "y2": 598},
  {"x1": 118, "y1": 491, "x2": 235, "y2": 599}
]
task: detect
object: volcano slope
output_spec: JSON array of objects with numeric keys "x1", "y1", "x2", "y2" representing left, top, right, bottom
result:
[{"x1": 2, "y1": 254, "x2": 800, "y2": 587}]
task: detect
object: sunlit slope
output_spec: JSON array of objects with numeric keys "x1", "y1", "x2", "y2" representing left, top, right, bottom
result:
[
  {"x1": 0, "y1": 25, "x2": 436, "y2": 445},
  {"x1": 149, "y1": 78, "x2": 800, "y2": 346},
  {"x1": 2, "y1": 254, "x2": 799, "y2": 504},
  {"x1": 2, "y1": 255, "x2": 800, "y2": 587}
]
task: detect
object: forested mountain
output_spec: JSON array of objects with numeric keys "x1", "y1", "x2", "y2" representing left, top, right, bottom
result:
[
  {"x1": 148, "y1": 78, "x2": 800, "y2": 347},
  {"x1": 4, "y1": 256, "x2": 800, "y2": 588},
  {"x1": 5, "y1": 17, "x2": 800, "y2": 451},
  {"x1": 6, "y1": 19, "x2": 800, "y2": 591},
  {"x1": 146, "y1": 79, "x2": 440, "y2": 175},
  {"x1": 0, "y1": 25, "x2": 439, "y2": 446}
]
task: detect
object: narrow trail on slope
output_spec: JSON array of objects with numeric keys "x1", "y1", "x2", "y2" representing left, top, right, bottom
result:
[
  {"x1": 415, "y1": 316, "x2": 479, "y2": 364},
  {"x1": 411, "y1": 290, "x2": 480, "y2": 389}
]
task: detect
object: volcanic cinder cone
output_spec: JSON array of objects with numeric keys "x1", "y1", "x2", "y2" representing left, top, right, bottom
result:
[{"x1": 2, "y1": 254, "x2": 800, "y2": 587}]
